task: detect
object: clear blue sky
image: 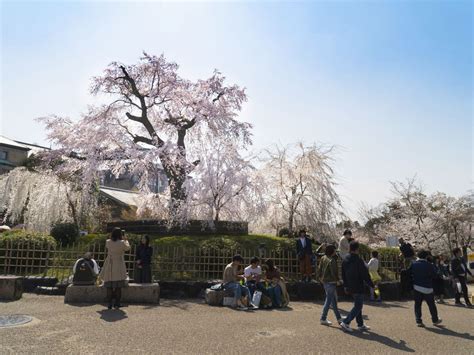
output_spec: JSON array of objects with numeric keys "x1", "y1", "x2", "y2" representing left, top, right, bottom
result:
[{"x1": 1, "y1": 0, "x2": 472, "y2": 219}]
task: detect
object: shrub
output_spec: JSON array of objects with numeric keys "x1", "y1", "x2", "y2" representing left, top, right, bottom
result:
[
  {"x1": 50, "y1": 223, "x2": 79, "y2": 246},
  {"x1": 376, "y1": 247, "x2": 400, "y2": 259},
  {"x1": 278, "y1": 228, "x2": 290, "y2": 238},
  {"x1": 0, "y1": 230, "x2": 57, "y2": 249}
]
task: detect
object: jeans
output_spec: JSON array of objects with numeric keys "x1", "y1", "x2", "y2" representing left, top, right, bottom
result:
[
  {"x1": 454, "y1": 276, "x2": 471, "y2": 304},
  {"x1": 267, "y1": 284, "x2": 282, "y2": 307},
  {"x1": 321, "y1": 283, "x2": 342, "y2": 321},
  {"x1": 225, "y1": 282, "x2": 250, "y2": 303},
  {"x1": 414, "y1": 290, "x2": 439, "y2": 323},
  {"x1": 246, "y1": 281, "x2": 265, "y2": 298},
  {"x1": 343, "y1": 293, "x2": 364, "y2": 327}
]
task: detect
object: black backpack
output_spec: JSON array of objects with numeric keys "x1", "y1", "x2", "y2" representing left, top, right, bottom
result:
[{"x1": 73, "y1": 258, "x2": 96, "y2": 285}]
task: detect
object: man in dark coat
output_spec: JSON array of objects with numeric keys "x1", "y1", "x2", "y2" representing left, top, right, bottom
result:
[
  {"x1": 340, "y1": 241, "x2": 374, "y2": 333},
  {"x1": 451, "y1": 247, "x2": 473, "y2": 307},
  {"x1": 409, "y1": 250, "x2": 442, "y2": 327},
  {"x1": 296, "y1": 229, "x2": 313, "y2": 282}
]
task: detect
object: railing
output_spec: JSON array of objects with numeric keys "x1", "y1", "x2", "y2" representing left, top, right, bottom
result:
[{"x1": 0, "y1": 241, "x2": 401, "y2": 283}]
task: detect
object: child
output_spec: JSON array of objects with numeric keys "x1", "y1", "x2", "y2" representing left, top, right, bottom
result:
[{"x1": 368, "y1": 251, "x2": 381, "y2": 302}]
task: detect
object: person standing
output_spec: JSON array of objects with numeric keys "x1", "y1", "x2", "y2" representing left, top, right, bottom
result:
[
  {"x1": 296, "y1": 229, "x2": 313, "y2": 282},
  {"x1": 340, "y1": 241, "x2": 374, "y2": 333},
  {"x1": 368, "y1": 251, "x2": 382, "y2": 302},
  {"x1": 409, "y1": 250, "x2": 442, "y2": 327},
  {"x1": 451, "y1": 247, "x2": 473, "y2": 307},
  {"x1": 399, "y1": 238, "x2": 415, "y2": 269},
  {"x1": 338, "y1": 230, "x2": 352, "y2": 260},
  {"x1": 99, "y1": 228, "x2": 131, "y2": 309},
  {"x1": 135, "y1": 235, "x2": 153, "y2": 283},
  {"x1": 317, "y1": 244, "x2": 342, "y2": 326},
  {"x1": 432, "y1": 256, "x2": 447, "y2": 304}
]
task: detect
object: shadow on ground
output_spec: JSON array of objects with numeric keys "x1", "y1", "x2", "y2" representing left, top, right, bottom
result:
[
  {"x1": 97, "y1": 309, "x2": 128, "y2": 322},
  {"x1": 424, "y1": 325, "x2": 474, "y2": 341},
  {"x1": 349, "y1": 331, "x2": 415, "y2": 353}
]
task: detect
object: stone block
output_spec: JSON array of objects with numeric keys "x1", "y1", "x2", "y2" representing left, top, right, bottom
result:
[
  {"x1": 65, "y1": 283, "x2": 160, "y2": 304},
  {"x1": 205, "y1": 288, "x2": 224, "y2": 306},
  {"x1": 0, "y1": 275, "x2": 23, "y2": 301}
]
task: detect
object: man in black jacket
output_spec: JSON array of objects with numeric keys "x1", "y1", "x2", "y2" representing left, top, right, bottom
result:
[
  {"x1": 296, "y1": 229, "x2": 313, "y2": 282},
  {"x1": 451, "y1": 247, "x2": 473, "y2": 307},
  {"x1": 340, "y1": 241, "x2": 374, "y2": 333}
]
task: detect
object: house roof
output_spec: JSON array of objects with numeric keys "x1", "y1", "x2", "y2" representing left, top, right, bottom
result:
[
  {"x1": 99, "y1": 186, "x2": 139, "y2": 207},
  {"x1": 0, "y1": 135, "x2": 30, "y2": 151},
  {"x1": 0, "y1": 135, "x2": 49, "y2": 156}
]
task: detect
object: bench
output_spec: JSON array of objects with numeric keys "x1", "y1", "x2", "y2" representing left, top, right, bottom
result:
[
  {"x1": 0, "y1": 275, "x2": 23, "y2": 301},
  {"x1": 64, "y1": 283, "x2": 160, "y2": 304}
]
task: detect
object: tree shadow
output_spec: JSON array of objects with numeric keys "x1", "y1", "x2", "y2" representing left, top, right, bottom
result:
[
  {"x1": 97, "y1": 309, "x2": 128, "y2": 322},
  {"x1": 158, "y1": 299, "x2": 194, "y2": 310},
  {"x1": 349, "y1": 331, "x2": 415, "y2": 352},
  {"x1": 424, "y1": 325, "x2": 474, "y2": 341}
]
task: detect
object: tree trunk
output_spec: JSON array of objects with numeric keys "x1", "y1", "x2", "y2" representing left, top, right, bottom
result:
[{"x1": 288, "y1": 209, "x2": 294, "y2": 233}]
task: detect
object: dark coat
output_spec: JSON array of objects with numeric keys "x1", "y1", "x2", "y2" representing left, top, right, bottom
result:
[
  {"x1": 409, "y1": 259, "x2": 436, "y2": 289},
  {"x1": 342, "y1": 253, "x2": 374, "y2": 294},
  {"x1": 296, "y1": 237, "x2": 312, "y2": 258},
  {"x1": 451, "y1": 256, "x2": 472, "y2": 278},
  {"x1": 136, "y1": 245, "x2": 153, "y2": 266}
]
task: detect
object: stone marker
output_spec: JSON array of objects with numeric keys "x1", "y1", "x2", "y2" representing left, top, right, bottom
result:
[
  {"x1": 64, "y1": 283, "x2": 160, "y2": 304},
  {"x1": 0, "y1": 275, "x2": 23, "y2": 301}
]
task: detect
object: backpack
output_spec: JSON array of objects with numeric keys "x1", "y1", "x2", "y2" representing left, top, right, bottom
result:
[
  {"x1": 210, "y1": 283, "x2": 224, "y2": 291},
  {"x1": 73, "y1": 258, "x2": 95, "y2": 285}
]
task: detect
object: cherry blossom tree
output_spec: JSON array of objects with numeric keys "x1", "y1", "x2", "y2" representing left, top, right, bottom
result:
[
  {"x1": 39, "y1": 52, "x2": 251, "y2": 218},
  {"x1": 188, "y1": 140, "x2": 266, "y2": 222},
  {"x1": 260, "y1": 142, "x2": 341, "y2": 235},
  {"x1": 359, "y1": 178, "x2": 473, "y2": 252},
  {"x1": 0, "y1": 168, "x2": 95, "y2": 232}
]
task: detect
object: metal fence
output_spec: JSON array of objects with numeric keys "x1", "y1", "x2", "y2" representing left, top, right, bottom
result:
[{"x1": 0, "y1": 241, "x2": 401, "y2": 283}]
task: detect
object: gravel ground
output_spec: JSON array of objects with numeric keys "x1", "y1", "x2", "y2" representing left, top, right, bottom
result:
[{"x1": 0, "y1": 294, "x2": 473, "y2": 354}]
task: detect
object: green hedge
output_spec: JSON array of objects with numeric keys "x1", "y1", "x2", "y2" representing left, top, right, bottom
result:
[{"x1": 0, "y1": 230, "x2": 57, "y2": 249}]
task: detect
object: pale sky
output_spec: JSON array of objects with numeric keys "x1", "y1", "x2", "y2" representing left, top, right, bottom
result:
[{"x1": 1, "y1": 0, "x2": 472, "y2": 220}]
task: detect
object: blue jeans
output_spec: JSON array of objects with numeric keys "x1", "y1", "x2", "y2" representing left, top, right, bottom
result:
[
  {"x1": 225, "y1": 282, "x2": 250, "y2": 303},
  {"x1": 267, "y1": 284, "x2": 282, "y2": 307},
  {"x1": 321, "y1": 283, "x2": 342, "y2": 321},
  {"x1": 343, "y1": 293, "x2": 364, "y2": 327},
  {"x1": 246, "y1": 281, "x2": 265, "y2": 298}
]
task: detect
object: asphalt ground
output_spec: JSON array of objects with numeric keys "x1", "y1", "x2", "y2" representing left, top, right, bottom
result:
[{"x1": 1, "y1": 293, "x2": 473, "y2": 354}]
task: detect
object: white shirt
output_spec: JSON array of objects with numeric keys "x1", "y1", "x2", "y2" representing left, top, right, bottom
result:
[
  {"x1": 244, "y1": 265, "x2": 262, "y2": 282},
  {"x1": 339, "y1": 236, "x2": 350, "y2": 258},
  {"x1": 73, "y1": 258, "x2": 100, "y2": 275},
  {"x1": 368, "y1": 258, "x2": 379, "y2": 272},
  {"x1": 299, "y1": 237, "x2": 306, "y2": 248}
]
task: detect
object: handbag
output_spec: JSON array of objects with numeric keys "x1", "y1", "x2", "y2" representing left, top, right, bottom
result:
[{"x1": 252, "y1": 291, "x2": 262, "y2": 308}]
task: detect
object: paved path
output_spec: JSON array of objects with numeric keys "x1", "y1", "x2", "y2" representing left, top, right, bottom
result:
[{"x1": 1, "y1": 294, "x2": 473, "y2": 354}]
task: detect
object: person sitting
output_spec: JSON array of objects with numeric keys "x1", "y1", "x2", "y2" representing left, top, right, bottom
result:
[
  {"x1": 244, "y1": 256, "x2": 264, "y2": 298},
  {"x1": 263, "y1": 259, "x2": 285, "y2": 308},
  {"x1": 135, "y1": 235, "x2": 153, "y2": 283},
  {"x1": 223, "y1": 255, "x2": 255, "y2": 310},
  {"x1": 72, "y1": 252, "x2": 100, "y2": 286}
]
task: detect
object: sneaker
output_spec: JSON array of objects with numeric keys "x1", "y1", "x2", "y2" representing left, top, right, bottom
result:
[
  {"x1": 236, "y1": 306, "x2": 248, "y2": 311},
  {"x1": 340, "y1": 322, "x2": 353, "y2": 333},
  {"x1": 114, "y1": 303, "x2": 121, "y2": 309},
  {"x1": 337, "y1": 318, "x2": 343, "y2": 324},
  {"x1": 107, "y1": 304, "x2": 113, "y2": 310},
  {"x1": 455, "y1": 301, "x2": 464, "y2": 306},
  {"x1": 320, "y1": 319, "x2": 332, "y2": 326},
  {"x1": 432, "y1": 319, "x2": 442, "y2": 325},
  {"x1": 249, "y1": 303, "x2": 259, "y2": 310},
  {"x1": 357, "y1": 325, "x2": 371, "y2": 331},
  {"x1": 416, "y1": 322, "x2": 425, "y2": 327}
]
